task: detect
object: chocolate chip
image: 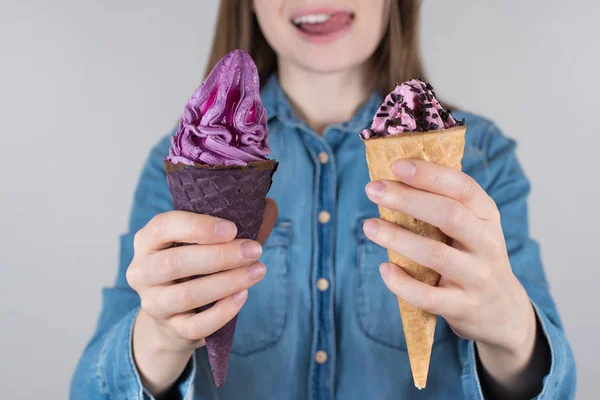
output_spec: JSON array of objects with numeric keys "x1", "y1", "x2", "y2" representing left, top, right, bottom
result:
[
  {"x1": 361, "y1": 128, "x2": 376, "y2": 139},
  {"x1": 387, "y1": 100, "x2": 395, "y2": 107},
  {"x1": 376, "y1": 112, "x2": 389, "y2": 117},
  {"x1": 440, "y1": 110, "x2": 449, "y2": 122}
]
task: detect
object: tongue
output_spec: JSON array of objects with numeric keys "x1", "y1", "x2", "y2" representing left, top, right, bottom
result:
[{"x1": 300, "y1": 12, "x2": 352, "y2": 34}]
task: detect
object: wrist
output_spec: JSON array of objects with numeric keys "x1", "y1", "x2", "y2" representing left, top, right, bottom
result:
[
  {"x1": 486, "y1": 281, "x2": 536, "y2": 353},
  {"x1": 504, "y1": 284, "x2": 537, "y2": 356},
  {"x1": 476, "y1": 285, "x2": 538, "y2": 376},
  {"x1": 475, "y1": 295, "x2": 551, "y2": 399},
  {"x1": 133, "y1": 310, "x2": 196, "y2": 397}
]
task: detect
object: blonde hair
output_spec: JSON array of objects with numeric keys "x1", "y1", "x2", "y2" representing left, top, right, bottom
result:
[{"x1": 205, "y1": 0, "x2": 428, "y2": 95}]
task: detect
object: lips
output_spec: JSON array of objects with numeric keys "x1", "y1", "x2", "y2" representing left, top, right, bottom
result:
[{"x1": 291, "y1": 9, "x2": 354, "y2": 38}]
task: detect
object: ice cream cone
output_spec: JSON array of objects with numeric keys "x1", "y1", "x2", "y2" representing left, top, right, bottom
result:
[
  {"x1": 363, "y1": 124, "x2": 466, "y2": 389},
  {"x1": 164, "y1": 158, "x2": 278, "y2": 387}
]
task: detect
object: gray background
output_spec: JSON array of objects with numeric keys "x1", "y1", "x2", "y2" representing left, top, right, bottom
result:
[{"x1": 0, "y1": 0, "x2": 597, "y2": 398}]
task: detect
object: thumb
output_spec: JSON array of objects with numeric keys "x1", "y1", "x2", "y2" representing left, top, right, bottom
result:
[{"x1": 256, "y1": 198, "x2": 278, "y2": 244}]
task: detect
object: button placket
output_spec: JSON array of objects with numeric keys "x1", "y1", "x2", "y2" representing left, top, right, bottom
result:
[
  {"x1": 314, "y1": 145, "x2": 336, "y2": 400},
  {"x1": 298, "y1": 130, "x2": 337, "y2": 400}
]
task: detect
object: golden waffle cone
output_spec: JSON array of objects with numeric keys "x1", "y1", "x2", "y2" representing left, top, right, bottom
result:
[{"x1": 363, "y1": 125, "x2": 466, "y2": 389}]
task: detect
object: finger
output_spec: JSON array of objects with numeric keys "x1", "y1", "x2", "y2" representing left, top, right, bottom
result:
[
  {"x1": 391, "y1": 159, "x2": 498, "y2": 221},
  {"x1": 134, "y1": 211, "x2": 238, "y2": 253},
  {"x1": 379, "y1": 262, "x2": 457, "y2": 317},
  {"x1": 150, "y1": 262, "x2": 266, "y2": 317},
  {"x1": 257, "y1": 198, "x2": 278, "y2": 244},
  {"x1": 363, "y1": 218, "x2": 477, "y2": 285},
  {"x1": 365, "y1": 180, "x2": 487, "y2": 251},
  {"x1": 144, "y1": 239, "x2": 263, "y2": 285},
  {"x1": 170, "y1": 290, "x2": 249, "y2": 341}
]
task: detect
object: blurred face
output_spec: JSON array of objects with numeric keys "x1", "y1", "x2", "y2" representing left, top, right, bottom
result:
[{"x1": 253, "y1": 0, "x2": 390, "y2": 74}]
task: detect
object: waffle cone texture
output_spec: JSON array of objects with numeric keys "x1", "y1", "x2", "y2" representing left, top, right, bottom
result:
[
  {"x1": 363, "y1": 125, "x2": 466, "y2": 389},
  {"x1": 164, "y1": 159, "x2": 278, "y2": 387}
]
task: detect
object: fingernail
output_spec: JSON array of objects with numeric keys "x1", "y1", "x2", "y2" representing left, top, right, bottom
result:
[
  {"x1": 240, "y1": 241, "x2": 262, "y2": 259},
  {"x1": 215, "y1": 219, "x2": 236, "y2": 238},
  {"x1": 363, "y1": 219, "x2": 379, "y2": 237},
  {"x1": 393, "y1": 160, "x2": 416, "y2": 178},
  {"x1": 379, "y1": 263, "x2": 390, "y2": 278},
  {"x1": 248, "y1": 263, "x2": 266, "y2": 280},
  {"x1": 232, "y1": 289, "x2": 248, "y2": 304},
  {"x1": 366, "y1": 181, "x2": 385, "y2": 199}
]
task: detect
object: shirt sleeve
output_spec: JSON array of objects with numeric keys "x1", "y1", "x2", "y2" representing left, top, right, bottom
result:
[
  {"x1": 459, "y1": 122, "x2": 576, "y2": 399},
  {"x1": 70, "y1": 136, "x2": 197, "y2": 400}
]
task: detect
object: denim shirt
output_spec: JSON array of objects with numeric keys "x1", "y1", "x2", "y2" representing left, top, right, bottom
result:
[{"x1": 71, "y1": 76, "x2": 576, "y2": 400}]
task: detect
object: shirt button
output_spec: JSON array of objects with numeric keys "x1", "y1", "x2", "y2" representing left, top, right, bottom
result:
[
  {"x1": 317, "y1": 278, "x2": 330, "y2": 292},
  {"x1": 318, "y1": 211, "x2": 331, "y2": 224},
  {"x1": 318, "y1": 152, "x2": 329, "y2": 164},
  {"x1": 315, "y1": 350, "x2": 328, "y2": 364}
]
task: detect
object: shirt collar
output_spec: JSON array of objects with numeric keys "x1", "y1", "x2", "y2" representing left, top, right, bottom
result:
[{"x1": 260, "y1": 74, "x2": 381, "y2": 134}]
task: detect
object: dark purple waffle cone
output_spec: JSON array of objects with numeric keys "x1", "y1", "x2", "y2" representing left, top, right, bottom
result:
[{"x1": 164, "y1": 159, "x2": 278, "y2": 387}]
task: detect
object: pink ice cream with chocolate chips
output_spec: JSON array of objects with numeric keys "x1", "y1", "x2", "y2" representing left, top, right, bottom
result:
[{"x1": 361, "y1": 78, "x2": 461, "y2": 139}]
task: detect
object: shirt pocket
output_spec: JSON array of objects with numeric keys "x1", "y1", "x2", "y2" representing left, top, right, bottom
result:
[
  {"x1": 355, "y1": 217, "x2": 451, "y2": 350},
  {"x1": 231, "y1": 220, "x2": 292, "y2": 356}
]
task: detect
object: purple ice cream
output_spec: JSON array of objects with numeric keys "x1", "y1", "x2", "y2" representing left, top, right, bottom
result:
[
  {"x1": 167, "y1": 49, "x2": 270, "y2": 166},
  {"x1": 164, "y1": 50, "x2": 277, "y2": 388}
]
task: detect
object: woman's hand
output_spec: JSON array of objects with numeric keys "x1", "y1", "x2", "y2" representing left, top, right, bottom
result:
[
  {"x1": 363, "y1": 160, "x2": 547, "y2": 398},
  {"x1": 126, "y1": 199, "x2": 278, "y2": 397}
]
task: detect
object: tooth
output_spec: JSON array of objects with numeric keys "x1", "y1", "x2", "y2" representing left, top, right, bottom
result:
[{"x1": 294, "y1": 13, "x2": 332, "y2": 25}]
